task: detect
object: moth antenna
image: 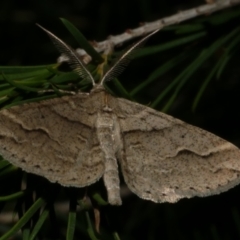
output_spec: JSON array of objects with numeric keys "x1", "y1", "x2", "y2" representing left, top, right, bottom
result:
[
  {"x1": 36, "y1": 24, "x2": 95, "y2": 86},
  {"x1": 100, "y1": 29, "x2": 160, "y2": 85}
]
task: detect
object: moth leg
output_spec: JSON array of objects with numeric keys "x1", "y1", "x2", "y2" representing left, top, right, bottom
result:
[
  {"x1": 96, "y1": 112, "x2": 122, "y2": 205},
  {"x1": 38, "y1": 89, "x2": 76, "y2": 95}
]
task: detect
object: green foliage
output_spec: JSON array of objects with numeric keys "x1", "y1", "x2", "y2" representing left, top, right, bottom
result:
[{"x1": 60, "y1": 18, "x2": 104, "y2": 64}]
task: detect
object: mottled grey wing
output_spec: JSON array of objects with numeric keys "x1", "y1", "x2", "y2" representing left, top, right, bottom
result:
[
  {"x1": 0, "y1": 94, "x2": 105, "y2": 187},
  {"x1": 116, "y1": 98, "x2": 240, "y2": 203}
]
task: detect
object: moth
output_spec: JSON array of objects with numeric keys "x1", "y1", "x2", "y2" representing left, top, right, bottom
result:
[{"x1": 0, "y1": 25, "x2": 240, "y2": 205}]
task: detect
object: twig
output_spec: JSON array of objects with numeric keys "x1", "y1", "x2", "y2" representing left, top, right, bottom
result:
[{"x1": 58, "y1": 0, "x2": 240, "y2": 64}]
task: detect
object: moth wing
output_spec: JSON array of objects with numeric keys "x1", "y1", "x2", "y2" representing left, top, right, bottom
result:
[
  {"x1": 116, "y1": 98, "x2": 240, "y2": 203},
  {"x1": 0, "y1": 94, "x2": 105, "y2": 187}
]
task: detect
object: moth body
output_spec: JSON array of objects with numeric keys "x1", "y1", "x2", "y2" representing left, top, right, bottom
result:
[{"x1": 96, "y1": 94, "x2": 123, "y2": 205}]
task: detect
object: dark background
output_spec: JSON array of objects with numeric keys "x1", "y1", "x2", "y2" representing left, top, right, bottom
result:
[
  {"x1": 0, "y1": 0, "x2": 211, "y2": 65},
  {"x1": 1, "y1": 0, "x2": 240, "y2": 239}
]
